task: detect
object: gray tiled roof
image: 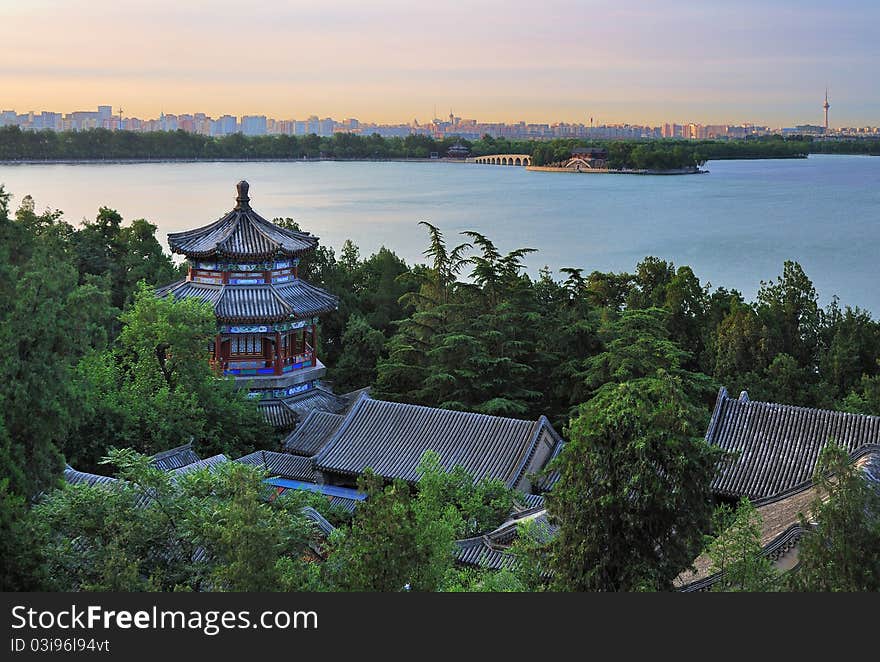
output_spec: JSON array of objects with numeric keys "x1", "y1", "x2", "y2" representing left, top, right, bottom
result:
[
  {"x1": 327, "y1": 496, "x2": 360, "y2": 514},
  {"x1": 707, "y1": 387, "x2": 880, "y2": 499},
  {"x1": 282, "y1": 388, "x2": 350, "y2": 420},
  {"x1": 455, "y1": 508, "x2": 555, "y2": 570},
  {"x1": 235, "y1": 450, "x2": 318, "y2": 482},
  {"x1": 258, "y1": 388, "x2": 350, "y2": 430},
  {"x1": 313, "y1": 394, "x2": 554, "y2": 488},
  {"x1": 158, "y1": 278, "x2": 338, "y2": 323},
  {"x1": 151, "y1": 443, "x2": 201, "y2": 472},
  {"x1": 533, "y1": 440, "x2": 564, "y2": 492},
  {"x1": 517, "y1": 493, "x2": 546, "y2": 510},
  {"x1": 169, "y1": 454, "x2": 229, "y2": 477},
  {"x1": 300, "y1": 506, "x2": 336, "y2": 536},
  {"x1": 259, "y1": 400, "x2": 301, "y2": 429},
  {"x1": 63, "y1": 466, "x2": 120, "y2": 488},
  {"x1": 678, "y1": 445, "x2": 880, "y2": 591},
  {"x1": 455, "y1": 537, "x2": 517, "y2": 570},
  {"x1": 282, "y1": 410, "x2": 346, "y2": 456},
  {"x1": 167, "y1": 182, "x2": 318, "y2": 260}
]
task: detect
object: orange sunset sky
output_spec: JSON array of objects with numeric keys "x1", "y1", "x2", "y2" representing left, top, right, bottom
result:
[{"x1": 2, "y1": 0, "x2": 878, "y2": 126}]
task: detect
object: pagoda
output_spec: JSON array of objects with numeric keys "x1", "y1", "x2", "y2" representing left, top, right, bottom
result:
[{"x1": 158, "y1": 181, "x2": 345, "y2": 430}]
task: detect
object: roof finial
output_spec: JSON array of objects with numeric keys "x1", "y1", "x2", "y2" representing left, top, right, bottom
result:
[{"x1": 235, "y1": 180, "x2": 250, "y2": 210}]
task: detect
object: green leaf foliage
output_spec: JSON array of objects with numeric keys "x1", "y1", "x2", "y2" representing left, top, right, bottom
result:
[{"x1": 547, "y1": 375, "x2": 724, "y2": 591}]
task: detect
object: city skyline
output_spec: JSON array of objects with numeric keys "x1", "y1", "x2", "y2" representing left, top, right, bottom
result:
[
  {"x1": 5, "y1": 96, "x2": 879, "y2": 141},
  {"x1": 0, "y1": 96, "x2": 876, "y2": 135},
  {"x1": 2, "y1": 1, "x2": 879, "y2": 126}
]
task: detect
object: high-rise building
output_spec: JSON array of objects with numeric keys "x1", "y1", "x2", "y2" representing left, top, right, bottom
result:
[{"x1": 240, "y1": 115, "x2": 267, "y2": 136}]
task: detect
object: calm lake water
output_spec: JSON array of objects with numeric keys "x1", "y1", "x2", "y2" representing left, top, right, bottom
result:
[{"x1": 1, "y1": 154, "x2": 878, "y2": 312}]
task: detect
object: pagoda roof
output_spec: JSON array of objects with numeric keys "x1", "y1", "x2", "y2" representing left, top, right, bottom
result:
[
  {"x1": 707, "y1": 387, "x2": 880, "y2": 500},
  {"x1": 156, "y1": 277, "x2": 338, "y2": 323},
  {"x1": 313, "y1": 394, "x2": 563, "y2": 488},
  {"x1": 455, "y1": 507, "x2": 555, "y2": 570},
  {"x1": 167, "y1": 181, "x2": 319, "y2": 260}
]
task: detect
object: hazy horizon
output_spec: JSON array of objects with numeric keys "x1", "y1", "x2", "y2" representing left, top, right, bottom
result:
[{"x1": 3, "y1": 0, "x2": 878, "y2": 127}]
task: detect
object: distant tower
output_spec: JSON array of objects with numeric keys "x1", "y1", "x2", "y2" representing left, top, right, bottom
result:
[{"x1": 823, "y1": 89, "x2": 830, "y2": 133}]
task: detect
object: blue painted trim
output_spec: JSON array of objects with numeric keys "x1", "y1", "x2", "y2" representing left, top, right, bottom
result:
[{"x1": 266, "y1": 478, "x2": 366, "y2": 501}]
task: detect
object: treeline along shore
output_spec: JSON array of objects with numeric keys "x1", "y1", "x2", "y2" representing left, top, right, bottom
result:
[{"x1": 1, "y1": 125, "x2": 877, "y2": 170}]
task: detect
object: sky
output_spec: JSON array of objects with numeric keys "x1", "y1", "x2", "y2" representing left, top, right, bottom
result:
[{"x1": 2, "y1": 0, "x2": 878, "y2": 127}]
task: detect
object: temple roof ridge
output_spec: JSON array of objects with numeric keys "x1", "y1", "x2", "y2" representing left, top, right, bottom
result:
[{"x1": 167, "y1": 181, "x2": 319, "y2": 260}]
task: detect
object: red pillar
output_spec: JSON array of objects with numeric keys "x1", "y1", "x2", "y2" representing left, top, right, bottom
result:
[
  {"x1": 274, "y1": 330, "x2": 282, "y2": 375},
  {"x1": 311, "y1": 323, "x2": 317, "y2": 358},
  {"x1": 214, "y1": 334, "x2": 222, "y2": 371}
]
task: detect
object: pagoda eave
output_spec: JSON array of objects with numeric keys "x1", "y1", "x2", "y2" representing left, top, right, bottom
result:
[{"x1": 171, "y1": 247, "x2": 314, "y2": 261}]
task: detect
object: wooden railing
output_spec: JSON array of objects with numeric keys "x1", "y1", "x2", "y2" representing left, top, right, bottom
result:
[{"x1": 212, "y1": 344, "x2": 314, "y2": 376}]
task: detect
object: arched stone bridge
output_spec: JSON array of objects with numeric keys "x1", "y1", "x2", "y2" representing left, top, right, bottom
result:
[{"x1": 472, "y1": 153, "x2": 532, "y2": 166}]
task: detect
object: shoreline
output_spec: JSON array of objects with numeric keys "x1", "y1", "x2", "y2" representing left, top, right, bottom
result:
[
  {"x1": 526, "y1": 165, "x2": 707, "y2": 176},
  {"x1": 0, "y1": 157, "x2": 449, "y2": 166},
  {"x1": 0, "y1": 153, "x2": 868, "y2": 167}
]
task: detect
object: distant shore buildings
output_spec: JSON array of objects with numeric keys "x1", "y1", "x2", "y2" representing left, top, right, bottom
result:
[{"x1": 2, "y1": 104, "x2": 878, "y2": 141}]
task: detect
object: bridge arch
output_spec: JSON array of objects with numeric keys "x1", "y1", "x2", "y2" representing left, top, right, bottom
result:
[{"x1": 472, "y1": 153, "x2": 531, "y2": 166}]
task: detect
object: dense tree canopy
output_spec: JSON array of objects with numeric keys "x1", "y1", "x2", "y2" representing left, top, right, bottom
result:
[
  {"x1": 68, "y1": 285, "x2": 272, "y2": 470},
  {"x1": 33, "y1": 449, "x2": 320, "y2": 591},
  {"x1": 2, "y1": 182, "x2": 879, "y2": 592},
  {"x1": 546, "y1": 374, "x2": 723, "y2": 591}
]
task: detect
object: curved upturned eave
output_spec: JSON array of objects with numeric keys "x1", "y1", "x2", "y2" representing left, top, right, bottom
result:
[
  {"x1": 167, "y1": 208, "x2": 319, "y2": 261},
  {"x1": 156, "y1": 279, "x2": 339, "y2": 324}
]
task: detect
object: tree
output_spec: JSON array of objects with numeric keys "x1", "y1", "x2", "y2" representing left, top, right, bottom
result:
[
  {"x1": 703, "y1": 498, "x2": 778, "y2": 591},
  {"x1": 32, "y1": 449, "x2": 319, "y2": 592},
  {"x1": 323, "y1": 451, "x2": 511, "y2": 591},
  {"x1": 790, "y1": 445, "x2": 880, "y2": 591},
  {"x1": 69, "y1": 284, "x2": 271, "y2": 468},
  {"x1": 583, "y1": 307, "x2": 717, "y2": 408},
  {"x1": 332, "y1": 314, "x2": 386, "y2": 392},
  {"x1": 323, "y1": 469, "x2": 458, "y2": 592},
  {"x1": 0, "y1": 478, "x2": 47, "y2": 590},
  {"x1": 0, "y1": 187, "x2": 113, "y2": 497},
  {"x1": 547, "y1": 375, "x2": 723, "y2": 591},
  {"x1": 756, "y1": 261, "x2": 821, "y2": 368}
]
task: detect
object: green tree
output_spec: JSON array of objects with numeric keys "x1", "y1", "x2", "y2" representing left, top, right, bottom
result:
[
  {"x1": 0, "y1": 188, "x2": 113, "y2": 497},
  {"x1": 583, "y1": 307, "x2": 717, "y2": 408},
  {"x1": 69, "y1": 284, "x2": 271, "y2": 468},
  {"x1": 756, "y1": 261, "x2": 821, "y2": 368},
  {"x1": 547, "y1": 375, "x2": 723, "y2": 591},
  {"x1": 703, "y1": 498, "x2": 778, "y2": 591},
  {"x1": 323, "y1": 451, "x2": 508, "y2": 591},
  {"x1": 32, "y1": 449, "x2": 318, "y2": 591},
  {"x1": 332, "y1": 314, "x2": 386, "y2": 392},
  {"x1": 790, "y1": 445, "x2": 880, "y2": 591},
  {"x1": 0, "y1": 478, "x2": 47, "y2": 590},
  {"x1": 324, "y1": 469, "x2": 458, "y2": 592}
]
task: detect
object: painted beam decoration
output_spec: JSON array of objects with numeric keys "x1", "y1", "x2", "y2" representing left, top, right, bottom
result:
[
  {"x1": 222, "y1": 317, "x2": 317, "y2": 334},
  {"x1": 244, "y1": 381, "x2": 314, "y2": 400},
  {"x1": 193, "y1": 258, "x2": 299, "y2": 271}
]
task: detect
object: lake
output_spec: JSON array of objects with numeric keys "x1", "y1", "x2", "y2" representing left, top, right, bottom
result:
[{"x1": 1, "y1": 154, "x2": 878, "y2": 312}]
